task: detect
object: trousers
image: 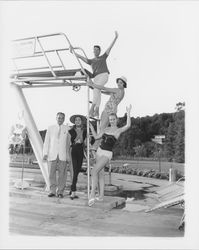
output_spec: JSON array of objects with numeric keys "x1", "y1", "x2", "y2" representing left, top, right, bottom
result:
[
  {"x1": 71, "y1": 144, "x2": 84, "y2": 192},
  {"x1": 48, "y1": 156, "x2": 66, "y2": 195},
  {"x1": 93, "y1": 72, "x2": 109, "y2": 107}
]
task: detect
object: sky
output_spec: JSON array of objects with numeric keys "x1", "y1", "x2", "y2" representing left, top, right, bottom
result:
[
  {"x1": 0, "y1": 1, "x2": 199, "y2": 249},
  {"x1": 1, "y1": 1, "x2": 198, "y2": 130}
]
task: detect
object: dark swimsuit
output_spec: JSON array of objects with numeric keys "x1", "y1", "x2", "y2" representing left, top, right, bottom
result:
[{"x1": 100, "y1": 133, "x2": 117, "y2": 152}]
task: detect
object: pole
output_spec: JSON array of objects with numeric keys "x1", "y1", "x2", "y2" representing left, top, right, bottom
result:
[
  {"x1": 108, "y1": 163, "x2": 112, "y2": 186},
  {"x1": 158, "y1": 147, "x2": 161, "y2": 172},
  {"x1": 158, "y1": 151, "x2": 161, "y2": 172},
  {"x1": 87, "y1": 78, "x2": 90, "y2": 199},
  {"x1": 21, "y1": 143, "x2": 24, "y2": 190}
]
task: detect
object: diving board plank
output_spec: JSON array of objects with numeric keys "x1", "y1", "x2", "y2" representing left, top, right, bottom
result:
[{"x1": 11, "y1": 68, "x2": 93, "y2": 79}]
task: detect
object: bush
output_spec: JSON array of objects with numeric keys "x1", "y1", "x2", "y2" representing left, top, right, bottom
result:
[{"x1": 159, "y1": 173, "x2": 168, "y2": 180}]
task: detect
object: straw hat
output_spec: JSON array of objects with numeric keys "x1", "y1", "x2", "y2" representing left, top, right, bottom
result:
[{"x1": 70, "y1": 114, "x2": 87, "y2": 124}]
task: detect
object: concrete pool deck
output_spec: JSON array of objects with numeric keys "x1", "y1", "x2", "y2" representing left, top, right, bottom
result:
[{"x1": 8, "y1": 167, "x2": 184, "y2": 238}]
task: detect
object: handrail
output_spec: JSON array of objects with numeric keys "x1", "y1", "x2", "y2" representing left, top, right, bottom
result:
[
  {"x1": 60, "y1": 33, "x2": 88, "y2": 77},
  {"x1": 12, "y1": 65, "x2": 63, "y2": 72},
  {"x1": 12, "y1": 33, "x2": 90, "y2": 79},
  {"x1": 13, "y1": 32, "x2": 69, "y2": 42},
  {"x1": 12, "y1": 47, "x2": 86, "y2": 60}
]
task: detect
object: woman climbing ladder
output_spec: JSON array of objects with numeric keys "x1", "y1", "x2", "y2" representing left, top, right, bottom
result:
[{"x1": 70, "y1": 31, "x2": 119, "y2": 117}]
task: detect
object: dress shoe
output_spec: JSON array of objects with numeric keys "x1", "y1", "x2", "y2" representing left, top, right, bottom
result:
[
  {"x1": 70, "y1": 195, "x2": 79, "y2": 200},
  {"x1": 69, "y1": 190, "x2": 72, "y2": 195},
  {"x1": 48, "y1": 193, "x2": 55, "y2": 197},
  {"x1": 58, "y1": 194, "x2": 64, "y2": 198}
]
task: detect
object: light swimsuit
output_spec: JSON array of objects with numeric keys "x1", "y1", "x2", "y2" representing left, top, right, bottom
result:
[{"x1": 104, "y1": 89, "x2": 124, "y2": 115}]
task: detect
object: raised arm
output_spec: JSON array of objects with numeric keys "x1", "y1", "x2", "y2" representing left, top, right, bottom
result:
[
  {"x1": 87, "y1": 80, "x2": 118, "y2": 94},
  {"x1": 105, "y1": 31, "x2": 119, "y2": 55},
  {"x1": 69, "y1": 45, "x2": 90, "y2": 64},
  {"x1": 118, "y1": 105, "x2": 132, "y2": 135}
]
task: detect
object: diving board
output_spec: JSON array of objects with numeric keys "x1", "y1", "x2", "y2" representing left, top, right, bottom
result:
[
  {"x1": 10, "y1": 33, "x2": 92, "y2": 194},
  {"x1": 11, "y1": 33, "x2": 93, "y2": 87}
]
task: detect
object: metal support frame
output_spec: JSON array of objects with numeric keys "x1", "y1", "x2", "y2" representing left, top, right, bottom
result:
[
  {"x1": 11, "y1": 84, "x2": 50, "y2": 189},
  {"x1": 10, "y1": 33, "x2": 93, "y2": 197}
]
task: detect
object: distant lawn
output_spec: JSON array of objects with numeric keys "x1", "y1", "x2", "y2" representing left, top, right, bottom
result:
[{"x1": 9, "y1": 154, "x2": 184, "y2": 175}]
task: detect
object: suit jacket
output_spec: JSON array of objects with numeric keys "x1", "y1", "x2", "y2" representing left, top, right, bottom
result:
[{"x1": 43, "y1": 124, "x2": 70, "y2": 161}]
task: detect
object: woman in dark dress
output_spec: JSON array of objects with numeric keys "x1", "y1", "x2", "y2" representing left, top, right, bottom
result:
[{"x1": 69, "y1": 115, "x2": 87, "y2": 200}]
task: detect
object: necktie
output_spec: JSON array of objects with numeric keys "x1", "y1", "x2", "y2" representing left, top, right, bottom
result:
[{"x1": 58, "y1": 126, "x2": 61, "y2": 139}]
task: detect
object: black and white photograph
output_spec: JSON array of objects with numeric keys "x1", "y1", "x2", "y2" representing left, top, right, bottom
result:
[{"x1": 0, "y1": 0, "x2": 199, "y2": 249}]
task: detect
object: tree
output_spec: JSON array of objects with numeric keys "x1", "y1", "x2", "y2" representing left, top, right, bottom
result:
[
  {"x1": 164, "y1": 122, "x2": 176, "y2": 161},
  {"x1": 174, "y1": 123, "x2": 185, "y2": 162}
]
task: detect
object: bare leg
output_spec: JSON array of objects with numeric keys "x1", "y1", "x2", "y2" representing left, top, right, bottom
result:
[
  {"x1": 67, "y1": 161, "x2": 73, "y2": 182},
  {"x1": 92, "y1": 110, "x2": 110, "y2": 150},
  {"x1": 99, "y1": 110, "x2": 109, "y2": 131},
  {"x1": 89, "y1": 156, "x2": 109, "y2": 200},
  {"x1": 91, "y1": 73, "x2": 108, "y2": 118},
  {"x1": 89, "y1": 103, "x2": 96, "y2": 117},
  {"x1": 98, "y1": 168, "x2": 105, "y2": 200},
  {"x1": 93, "y1": 106, "x2": 99, "y2": 118}
]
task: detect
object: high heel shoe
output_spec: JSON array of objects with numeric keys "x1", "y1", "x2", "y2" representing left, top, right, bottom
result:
[
  {"x1": 88, "y1": 198, "x2": 96, "y2": 207},
  {"x1": 95, "y1": 197, "x2": 103, "y2": 201}
]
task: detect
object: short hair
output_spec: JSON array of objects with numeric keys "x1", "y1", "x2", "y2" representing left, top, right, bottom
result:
[
  {"x1": 57, "y1": 112, "x2": 65, "y2": 118},
  {"x1": 109, "y1": 113, "x2": 118, "y2": 119},
  {"x1": 94, "y1": 45, "x2": 101, "y2": 52}
]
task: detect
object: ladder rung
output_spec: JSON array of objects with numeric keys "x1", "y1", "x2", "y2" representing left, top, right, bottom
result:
[{"x1": 89, "y1": 117, "x2": 100, "y2": 121}]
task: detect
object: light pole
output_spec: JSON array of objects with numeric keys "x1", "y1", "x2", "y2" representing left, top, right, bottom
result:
[{"x1": 152, "y1": 135, "x2": 165, "y2": 173}]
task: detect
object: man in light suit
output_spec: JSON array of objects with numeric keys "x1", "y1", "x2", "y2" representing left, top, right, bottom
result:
[{"x1": 43, "y1": 112, "x2": 71, "y2": 198}]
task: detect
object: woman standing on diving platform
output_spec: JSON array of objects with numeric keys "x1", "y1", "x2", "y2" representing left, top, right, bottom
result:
[{"x1": 70, "y1": 31, "x2": 119, "y2": 118}]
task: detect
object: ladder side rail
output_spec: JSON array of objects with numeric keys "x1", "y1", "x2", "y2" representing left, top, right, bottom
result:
[{"x1": 87, "y1": 84, "x2": 91, "y2": 199}]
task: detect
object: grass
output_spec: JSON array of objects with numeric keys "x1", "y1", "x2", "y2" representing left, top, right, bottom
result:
[{"x1": 9, "y1": 153, "x2": 184, "y2": 176}]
